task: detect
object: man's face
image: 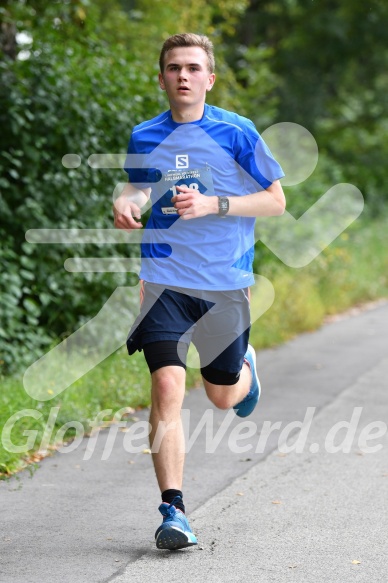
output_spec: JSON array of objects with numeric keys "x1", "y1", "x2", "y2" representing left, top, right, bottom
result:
[{"x1": 158, "y1": 46, "x2": 215, "y2": 111}]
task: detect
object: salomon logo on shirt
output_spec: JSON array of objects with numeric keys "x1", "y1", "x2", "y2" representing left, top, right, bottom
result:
[{"x1": 176, "y1": 155, "x2": 189, "y2": 168}]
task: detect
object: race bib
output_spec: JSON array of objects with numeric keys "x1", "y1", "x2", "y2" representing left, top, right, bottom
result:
[{"x1": 159, "y1": 167, "x2": 215, "y2": 215}]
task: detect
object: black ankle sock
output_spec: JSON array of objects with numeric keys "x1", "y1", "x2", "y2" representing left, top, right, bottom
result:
[{"x1": 161, "y1": 489, "x2": 185, "y2": 513}]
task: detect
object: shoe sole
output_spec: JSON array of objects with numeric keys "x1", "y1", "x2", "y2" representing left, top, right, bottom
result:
[{"x1": 156, "y1": 526, "x2": 197, "y2": 550}]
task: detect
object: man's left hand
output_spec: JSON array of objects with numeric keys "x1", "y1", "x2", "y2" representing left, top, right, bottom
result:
[{"x1": 171, "y1": 185, "x2": 218, "y2": 219}]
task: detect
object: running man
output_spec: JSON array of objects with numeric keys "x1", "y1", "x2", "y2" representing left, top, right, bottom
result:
[{"x1": 114, "y1": 33, "x2": 285, "y2": 550}]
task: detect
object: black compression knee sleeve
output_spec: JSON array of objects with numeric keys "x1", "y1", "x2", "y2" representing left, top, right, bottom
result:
[
  {"x1": 201, "y1": 365, "x2": 240, "y2": 386},
  {"x1": 143, "y1": 341, "x2": 189, "y2": 373}
]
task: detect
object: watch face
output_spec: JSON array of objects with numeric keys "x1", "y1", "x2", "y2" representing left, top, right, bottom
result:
[{"x1": 218, "y1": 197, "x2": 229, "y2": 215}]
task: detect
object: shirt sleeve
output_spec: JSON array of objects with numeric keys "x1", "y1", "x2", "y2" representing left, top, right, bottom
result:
[
  {"x1": 236, "y1": 119, "x2": 285, "y2": 190},
  {"x1": 123, "y1": 134, "x2": 153, "y2": 188}
]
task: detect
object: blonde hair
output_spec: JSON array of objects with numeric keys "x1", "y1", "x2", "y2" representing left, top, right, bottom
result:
[{"x1": 159, "y1": 33, "x2": 215, "y2": 73}]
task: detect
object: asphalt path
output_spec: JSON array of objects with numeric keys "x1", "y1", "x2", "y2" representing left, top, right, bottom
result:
[{"x1": 1, "y1": 301, "x2": 387, "y2": 583}]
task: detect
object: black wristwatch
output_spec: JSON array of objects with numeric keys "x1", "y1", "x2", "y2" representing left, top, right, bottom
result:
[{"x1": 218, "y1": 196, "x2": 229, "y2": 217}]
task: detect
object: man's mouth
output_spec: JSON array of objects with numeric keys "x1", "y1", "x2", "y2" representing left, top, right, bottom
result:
[{"x1": 178, "y1": 86, "x2": 190, "y2": 91}]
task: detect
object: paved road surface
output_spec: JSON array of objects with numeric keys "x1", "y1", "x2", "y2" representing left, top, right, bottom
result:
[{"x1": 1, "y1": 301, "x2": 387, "y2": 583}]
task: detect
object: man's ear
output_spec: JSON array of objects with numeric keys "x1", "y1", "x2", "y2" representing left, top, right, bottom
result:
[
  {"x1": 158, "y1": 72, "x2": 165, "y2": 91},
  {"x1": 207, "y1": 73, "x2": 216, "y2": 92}
]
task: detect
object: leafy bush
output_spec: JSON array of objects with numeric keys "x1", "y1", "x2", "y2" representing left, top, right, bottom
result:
[
  {"x1": 0, "y1": 0, "x2": 269, "y2": 373},
  {"x1": 0, "y1": 1, "x2": 166, "y2": 372}
]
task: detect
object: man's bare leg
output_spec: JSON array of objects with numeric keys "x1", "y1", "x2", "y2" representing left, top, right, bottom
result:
[
  {"x1": 203, "y1": 345, "x2": 260, "y2": 418},
  {"x1": 150, "y1": 365, "x2": 197, "y2": 549},
  {"x1": 202, "y1": 360, "x2": 252, "y2": 409},
  {"x1": 149, "y1": 365, "x2": 186, "y2": 491}
]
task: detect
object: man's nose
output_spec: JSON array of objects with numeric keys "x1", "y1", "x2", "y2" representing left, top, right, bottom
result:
[{"x1": 178, "y1": 69, "x2": 188, "y2": 80}]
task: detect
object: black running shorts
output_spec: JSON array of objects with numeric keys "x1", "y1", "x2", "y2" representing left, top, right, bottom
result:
[{"x1": 126, "y1": 281, "x2": 250, "y2": 381}]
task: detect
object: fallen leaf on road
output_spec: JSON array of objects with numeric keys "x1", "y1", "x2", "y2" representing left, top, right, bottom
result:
[
  {"x1": 272, "y1": 500, "x2": 282, "y2": 504},
  {"x1": 142, "y1": 448, "x2": 152, "y2": 454},
  {"x1": 351, "y1": 560, "x2": 361, "y2": 565},
  {"x1": 289, "y1": 564, "x2": 298, "y2": 569},
  {"x1": 29, "y1": 451, "x2": 48, "y2": 462},
  {"x1": 119, "y1": 407, "x2": 135, "y2": 416},
  {"x1": 236, "y1": 492, "x2": 244, "y2": 496}
]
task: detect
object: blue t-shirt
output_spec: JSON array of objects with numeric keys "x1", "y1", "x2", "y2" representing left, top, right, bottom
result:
[{"x1": 124, "y1": 103, "x2": 284, "y2": 290}]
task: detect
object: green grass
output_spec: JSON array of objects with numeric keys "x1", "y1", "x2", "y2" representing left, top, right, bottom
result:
[
  {"x1": 250, "y1": 218, "x2": 388, "y2": 347},
  {"x1": 1, "y1": 217, "x2": 387, "y2": 478}
]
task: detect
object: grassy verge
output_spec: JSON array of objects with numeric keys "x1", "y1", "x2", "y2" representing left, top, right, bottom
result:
[
  {"x1": 250, "y1": 217, "x2": 388, "y2": 347},
  {"x1": 1, "y1": 217, "x2": 387, "y2": 478}
]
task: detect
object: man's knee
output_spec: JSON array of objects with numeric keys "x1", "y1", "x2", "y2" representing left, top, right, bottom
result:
[
  {"x1": 206, "y1": 386, "x2": 236, "y2": 409},
  {"x1": 151, "y1": 366, "x2": 186, "y2": 410},
  {"x1": 201, "y1": 366, "x2": 241, "y2": 409}
]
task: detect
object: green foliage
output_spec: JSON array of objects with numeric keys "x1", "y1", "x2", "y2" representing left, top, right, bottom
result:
[
  {"x1": 230, "y1": 44, "x2": 279, "y2": 129},
  {"x1": 0, "y1": 0, "x2": 164, "y2": 373},
  {"x1": 234, "y1": 0, "x2": 388, "y2": 214},
  {"x1": 0, "y1": 0, "x2": 275, "y2": 374},
  {"x1": 0, "y1": 241, "x2": 53, "y2": 372}
]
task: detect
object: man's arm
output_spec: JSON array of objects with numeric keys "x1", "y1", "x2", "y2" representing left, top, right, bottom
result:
[
  {"x1": 171, "y1": 179, "x2": 286, "y2": 219},
  {"x1": 113, "y1": 183, "x2": 151, "y2": 229},
  {"x1": 226, "y1": 180, "x2": 286, "y2": 217}
]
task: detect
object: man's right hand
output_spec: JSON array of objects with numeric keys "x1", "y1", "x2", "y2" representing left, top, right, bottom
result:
[
  {"x1": 113, "y1": 184, "x2": 151, "y2": 230},
  {"x1": 113, "y1": 197, "x2": 143, "y2": 229}
]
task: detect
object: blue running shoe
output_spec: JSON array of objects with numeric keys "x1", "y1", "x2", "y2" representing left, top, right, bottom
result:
[
  {"x1": 233, "y1": 344, "x2": 261, "y2": 418},
  {"x1": 155, "y1": 497, "x2": 197, "y2": 550}
]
